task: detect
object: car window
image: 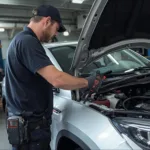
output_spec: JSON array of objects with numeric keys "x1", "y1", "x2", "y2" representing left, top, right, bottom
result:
[
  {"x1": 49, "y1": 46, "x2": 76, "y2": 73},
  {"x1": 49, "y1": 45, "x2": 150, "y2": 75},
  {"x1": 82, "y1": 48, "x2": 150, "y2": 74}
]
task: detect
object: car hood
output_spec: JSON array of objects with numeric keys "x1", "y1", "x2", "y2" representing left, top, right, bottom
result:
[{"x1": 71, "y1": 0, "x2": 150, "y2": 71}]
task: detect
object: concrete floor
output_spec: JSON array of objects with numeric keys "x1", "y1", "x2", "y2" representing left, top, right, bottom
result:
[{"x1": 0, "y1": 106, "x2": 11, "y2": 150}]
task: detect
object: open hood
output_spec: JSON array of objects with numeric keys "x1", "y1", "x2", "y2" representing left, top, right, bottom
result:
[{"x1": 71, "y1": 0, "x2": 150, "y2": 71}]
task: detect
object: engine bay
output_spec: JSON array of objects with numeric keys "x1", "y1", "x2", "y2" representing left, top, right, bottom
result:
[
  {"x1": 79, "y1": 72, "x2": 150, "y2": 119},
  {"x1": 93, "y1": 84, "x2": 150, "y2": 111}
]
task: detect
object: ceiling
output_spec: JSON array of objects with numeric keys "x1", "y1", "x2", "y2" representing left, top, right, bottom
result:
[
  {"x1": 0, "y1": 0, "x2": 94, "y2": 39},
  {"x1": 0, "y1": 0, "x2": 94, "y2": 26}
]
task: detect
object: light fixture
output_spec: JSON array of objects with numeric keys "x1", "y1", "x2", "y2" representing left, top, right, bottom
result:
[
  {"x1": 63, "y1": 31, "x2": 69, "y2": 36},
  {"x1": 0, "y1": 28, "x2": 5, "y2": 32},
  {"x1": 72, "y1": 0, "x2": 85, "y2": 4}
]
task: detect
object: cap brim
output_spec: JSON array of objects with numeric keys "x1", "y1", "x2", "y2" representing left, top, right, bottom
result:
[{"x1": 58, "y1": 23, "x2": 66, "y2": 32}]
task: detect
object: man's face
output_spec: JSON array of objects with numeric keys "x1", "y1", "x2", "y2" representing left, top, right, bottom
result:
[{"x1": 42, "y1": 19, "x2": 59, "y2": 43}]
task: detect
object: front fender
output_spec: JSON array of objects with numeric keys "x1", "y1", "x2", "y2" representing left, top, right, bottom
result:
[{"x1": 52, "y1": 97, "x2": 133, "y2": 150}]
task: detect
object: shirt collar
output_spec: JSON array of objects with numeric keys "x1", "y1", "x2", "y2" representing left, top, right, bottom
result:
[{"x1": 23, "y1": 26, "x2": 38, "y2": 40}]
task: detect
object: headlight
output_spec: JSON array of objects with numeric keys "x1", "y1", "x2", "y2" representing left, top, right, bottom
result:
[{"x1": 112, "y1": 117, "x2": 150, "y2": 150}]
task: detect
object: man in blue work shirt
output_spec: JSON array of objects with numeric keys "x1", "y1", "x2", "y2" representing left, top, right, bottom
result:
[{"x1": 5, "y1": 5, "x2": 98, "y2": 150}]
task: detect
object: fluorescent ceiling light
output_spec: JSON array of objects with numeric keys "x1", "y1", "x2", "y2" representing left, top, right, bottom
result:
[
  {"x1": 0, "y1": 28, "x2": 5, "y2": 32},
  {"x1": 72, "y1": 0, "x2": 85, "y2": 4},
  {"x1": 63, "y1": 31, "x2": 69, "y2": 36}
]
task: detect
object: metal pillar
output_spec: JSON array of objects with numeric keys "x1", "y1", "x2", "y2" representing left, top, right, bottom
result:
[{"x1": 0, "y1": 40, "x2": 4, "y2": 70}]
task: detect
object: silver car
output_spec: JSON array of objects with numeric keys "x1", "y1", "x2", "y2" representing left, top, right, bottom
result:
[
  {"x1": 43, "y1": 0, "x2": 150, "y2": 149},
  {"x1": 44, "y1": 40, "x2": 150, "y2": 150}
]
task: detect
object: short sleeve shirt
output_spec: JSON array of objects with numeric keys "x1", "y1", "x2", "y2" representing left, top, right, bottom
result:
[{"x1": 5, "y1": 27, "x2": 53, "y2": 119}]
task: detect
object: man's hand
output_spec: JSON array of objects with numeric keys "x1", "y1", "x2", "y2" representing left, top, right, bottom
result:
[
  {"x1": 80, "y1": 71, "x2": 102, "y2": 94},
  {"x1": 86, "y1": 75, "x2": 96, "y2": 89},
  {"x1": 80, "y1": 70, "x2": 108, "y2": 101},
  {"x1": 87, "y1": 71, "x2": 102, "y2": 90}
]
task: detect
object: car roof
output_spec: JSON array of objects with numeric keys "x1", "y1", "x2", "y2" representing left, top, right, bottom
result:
[{"x1": 43, "y1": 41, "x2": 78, "y2": 48}]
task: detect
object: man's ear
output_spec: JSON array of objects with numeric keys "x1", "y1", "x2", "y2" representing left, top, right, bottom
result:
[{"x1": 46, "y1": 16, "x2": 52, "y2": 25}]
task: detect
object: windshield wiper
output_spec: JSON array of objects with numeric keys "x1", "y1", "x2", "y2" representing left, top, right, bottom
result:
[
  {"x1": 99, "y1": 72, "x2": 150, "y2": 93},
  {"x1": 106, "y1": 66, "x2": 150, "y2": 77},
  {"x1": 125, "y1": 66, "x2": 150, "y2": 73}
]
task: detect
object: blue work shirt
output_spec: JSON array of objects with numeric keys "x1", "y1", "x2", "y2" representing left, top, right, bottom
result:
[{"x1": 5, "y1": 27, "x2": 53, "y2": 119}]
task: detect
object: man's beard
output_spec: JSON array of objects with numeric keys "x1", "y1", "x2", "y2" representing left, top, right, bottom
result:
[
  {"x1": 42, "y1": 28, "x2": 53, "y2": 43},
  {"x1": 43, "y1": 32, "x2": 51, "y2": 43}
]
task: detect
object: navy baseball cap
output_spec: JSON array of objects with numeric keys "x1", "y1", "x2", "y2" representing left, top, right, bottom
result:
[{"x1": 32, "y1": 5, "x2": 66, "y2": 32}]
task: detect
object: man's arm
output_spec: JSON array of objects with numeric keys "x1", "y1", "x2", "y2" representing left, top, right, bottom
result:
[
  {"x1": 18, "y1": 36, "x2": 91, "y2": 90},
  {"x1": 37, "y1": 65, "x2": 88, "y2": 90}
]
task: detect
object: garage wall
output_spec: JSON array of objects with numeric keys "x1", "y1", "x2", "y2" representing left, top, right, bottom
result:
[
  {"x1": 1, "y1": 32, "x2": 11, "y2": 59},
  {"x1": 0, "y1": 29, "x2": 80, "y2": 68},
  {"x1": 58, "y1": 31, "x2": 80, "y2": 41}
]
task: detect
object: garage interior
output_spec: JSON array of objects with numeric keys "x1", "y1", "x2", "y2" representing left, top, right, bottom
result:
[
  {"x1": 1, "y1": 0, "x2": 150, "y2": 150},
  {"x1": 0, "y1": 0, "x2": 93, "y2": 149},
  {"x1": 0, "y1": 0, "x2": 93, "y2": 66}
]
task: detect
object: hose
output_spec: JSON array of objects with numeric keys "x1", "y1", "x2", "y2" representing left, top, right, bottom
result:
[{"x1": 123, "y1": 96, "x2": 150, "y2": 110}]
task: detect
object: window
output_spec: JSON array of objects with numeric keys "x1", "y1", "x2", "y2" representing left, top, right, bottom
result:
[
  {"x1": 82, "y1": 48, "x2": 150, "y2": 74},
  {"x1": 50, "y1": 45, "x2": 76, "y2": 73}
]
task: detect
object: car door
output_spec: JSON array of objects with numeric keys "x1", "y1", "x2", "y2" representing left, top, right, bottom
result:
[
  {"x1": 43, "y1": 44, "x2": 74, "y2": 105},
  {"x1": 43, "y1": 45, "x2": 76, "y2": 147}
]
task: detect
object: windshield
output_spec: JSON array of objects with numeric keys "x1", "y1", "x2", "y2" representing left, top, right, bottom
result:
[
  {"x1": 49, "y1": 45, "x2": 150, "y2": 75},
  {"x1": 82, "y1": 48, "x2": 150, "y2": 74}
]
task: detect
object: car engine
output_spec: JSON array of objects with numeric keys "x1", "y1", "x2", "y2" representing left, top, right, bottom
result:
[
  {"x1": 80, "y1": 74, "x2": 150, "y2": 119},
  {"x1": 92, "y1": 85, "x2": 150, "y2": 111}
]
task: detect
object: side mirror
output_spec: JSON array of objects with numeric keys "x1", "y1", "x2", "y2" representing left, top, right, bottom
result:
[{"x1": 52, "y1": 87, "x2": 60, "y2": 93}]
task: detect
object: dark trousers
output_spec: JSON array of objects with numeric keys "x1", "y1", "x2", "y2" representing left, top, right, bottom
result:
[{"x1": 11, "y1": 117, "x2": 51, "y2": 150}]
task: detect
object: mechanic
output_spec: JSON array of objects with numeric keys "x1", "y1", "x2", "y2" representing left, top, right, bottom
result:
[{"x1": 5, "y1": 5, "x2": 99, "y2": 150}]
